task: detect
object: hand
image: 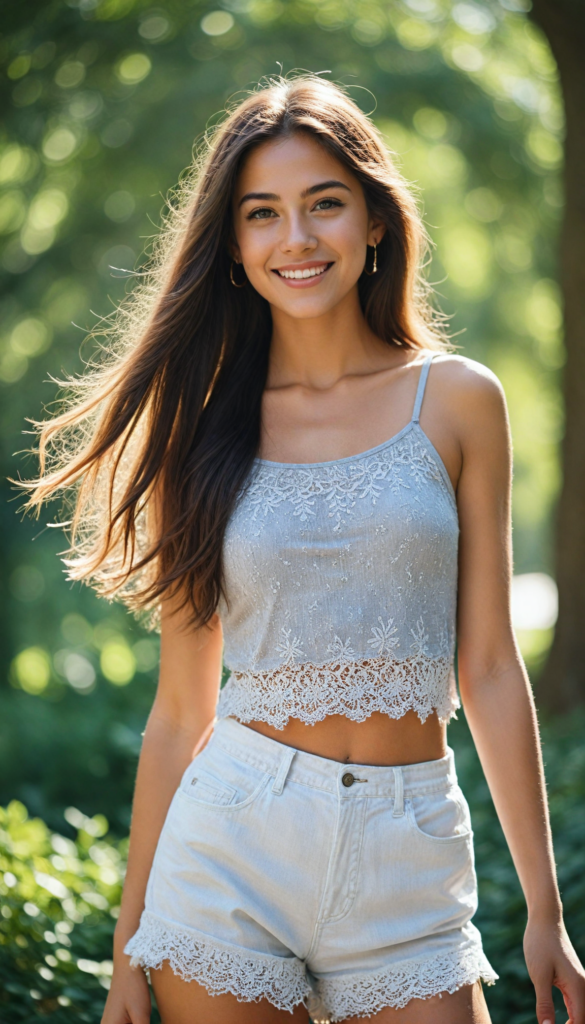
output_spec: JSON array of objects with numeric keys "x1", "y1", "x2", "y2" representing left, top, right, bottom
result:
[
  {"x1": 524, "y1": 915, "x2": 585, "y2": 1024},
  {"x1": 101, "y1": 955, "x2": 152, "y2": 1024}
]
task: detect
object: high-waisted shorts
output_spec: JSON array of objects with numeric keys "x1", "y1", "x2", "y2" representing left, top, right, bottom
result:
[{"x1": 126, "y1": 717, "x2": 497, "y2": 1021}]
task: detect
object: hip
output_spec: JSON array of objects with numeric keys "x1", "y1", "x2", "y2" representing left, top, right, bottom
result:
[{"x1": 151, "y1": 716, "x2": 477, "y2": 926}]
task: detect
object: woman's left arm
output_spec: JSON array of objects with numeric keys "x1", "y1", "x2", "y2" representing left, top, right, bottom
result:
[{"x1": 453, "y1": 360, "x2": 585, "y2": 1024}]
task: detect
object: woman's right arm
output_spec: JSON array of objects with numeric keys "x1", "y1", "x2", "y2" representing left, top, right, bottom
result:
[{"x1": 101, "y1": 598, "x2": 224, "y2": 1024}]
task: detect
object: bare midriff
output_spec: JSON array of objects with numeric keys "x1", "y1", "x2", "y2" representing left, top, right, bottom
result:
[{"x1": 241, "y1": 710, "x2": 447, "y2": 767}]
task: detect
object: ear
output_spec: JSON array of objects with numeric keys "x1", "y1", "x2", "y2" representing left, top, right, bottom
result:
[
  {"x1": 229, "y1": 239, "x2": 242, "y2": 263},
  {"x1": 367, "y1": 218, "x2": 386, "y2": 248}
]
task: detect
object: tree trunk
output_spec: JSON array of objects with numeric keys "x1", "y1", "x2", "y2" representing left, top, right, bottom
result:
[{"x1": 529, "y1": 0, "x2": 585, "y2": 710}]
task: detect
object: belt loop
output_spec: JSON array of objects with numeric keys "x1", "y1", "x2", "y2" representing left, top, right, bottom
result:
[
  {"x1": 392, "y1": 767, "x2": 404, "y2": 817},
  {"x1": 272, "y1": 747, "x2": 295, "y2": 795}
]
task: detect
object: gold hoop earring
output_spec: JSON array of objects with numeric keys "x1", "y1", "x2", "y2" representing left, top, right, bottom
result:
[
  {"x1": 364, "y1": 242, "x2": 378, "y2": 276},
  {"x1": 230, "y1": 260, "x2": 247, "y2": 288}
]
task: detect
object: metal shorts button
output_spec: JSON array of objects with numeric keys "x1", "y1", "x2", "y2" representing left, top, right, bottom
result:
[{"x1": 342, "y1": 772, "x2": 355, "y2": 788}]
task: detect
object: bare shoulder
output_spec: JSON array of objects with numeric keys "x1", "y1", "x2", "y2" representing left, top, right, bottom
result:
[{"x1": 428, "y1": 352, "x2": 509, "y2": 439}]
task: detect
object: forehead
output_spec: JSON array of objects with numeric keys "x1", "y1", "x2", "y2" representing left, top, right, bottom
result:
[{"x1": 234, "y1": 133, "x2": 357, "y2": 198}]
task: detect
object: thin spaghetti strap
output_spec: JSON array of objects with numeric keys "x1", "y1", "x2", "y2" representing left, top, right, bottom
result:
[{"x1": 411, "y1": 353, "x2": 435, "y2": 424}]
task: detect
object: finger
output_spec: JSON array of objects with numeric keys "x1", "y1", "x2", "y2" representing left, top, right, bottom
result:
[
  {"x1": 563, "y1": 989, "x2": 585, "y2": 1024},
  {"x1": 534, "y1": 981, "x2": 556, "y2": 1024},
  {"x1": 128, "y1": 1001, "x2": 152, "y2": 1024}
]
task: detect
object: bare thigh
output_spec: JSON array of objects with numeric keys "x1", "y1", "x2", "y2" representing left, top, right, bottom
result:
[
  {"x1": 150, "y1": 961, "x2": 311, "y2": 1024},
  {"x1": 342, "y1": 981, "x2": 491, "y2": 1024}
]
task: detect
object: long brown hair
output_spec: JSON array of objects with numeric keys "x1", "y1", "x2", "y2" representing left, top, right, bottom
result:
[{"x1": 21, "y1": 74, "x2": 451, "y2": 630}]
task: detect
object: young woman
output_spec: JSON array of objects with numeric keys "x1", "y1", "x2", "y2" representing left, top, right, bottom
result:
[{"x1": 26, "y1": 77, "x2": 584, "y2": 1024}]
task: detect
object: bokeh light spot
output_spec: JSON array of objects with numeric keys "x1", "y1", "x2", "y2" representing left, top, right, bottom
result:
[
  {"x1": 28, "y1": 189, "x2": 69, "y2": 231},
  {"x1": 7, "y1": 55, "x2": 31, "y2": 80},
  {"x1": 100, "y1": 641, "x2": 136, "y2": 686},
  {"x1": 100, "y1": 119, "x2": 133, "y2": 148},
  {"x1": 138, "y1": 15, "x2": 170, "y2": 40},
  {"x1": 0, "y1": 191, "x2": 27, "y2": 234},
  {"x1": 12, "y1": 648, "x2": 51, "y2": 695},
  {"x1": 525, "y1": 127, "x2": 563, "y2": 169},
  {"x1": 512, "y1": 573, "x2": 558, "y2": 630},
  {"x1": 133, "y1": 638, "x2": 159, "y2": 672},
  {"x1": 10, "y1": 318, "x2": 53, "y2": 357},
  {"x1": 396, "y1": 18, "x2": 436, "y2": 50},
  {"x1": 0, "y1": 144, "x2": 38, "y2": 185},
  {"x1": 115, "y1": 53, "x2": 152, "y2": 85},
  {"x1": 413, "y1": 107, "x2": 448, "y2": 141},
  {"x1": 61, "y1": 613, "x2": 93, "y2": 647},
  {"x1": 55, "y1": 61, "x2": 86, "y2": 89},
  {"x1": 42, "y1": 127, "x2": 78, "y2": 163},
  {"x1": 201, "y1": 11, "x2": 235, "y2": 36}
]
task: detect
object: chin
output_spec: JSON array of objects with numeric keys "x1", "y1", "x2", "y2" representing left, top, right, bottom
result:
[{"x1": 274, "y1": 296, "x2": 342, "y2": 319}]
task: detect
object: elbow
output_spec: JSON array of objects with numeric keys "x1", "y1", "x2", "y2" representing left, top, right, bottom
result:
[{"x1": 457, "y1": 645, "x2": 526, "y2": 705}]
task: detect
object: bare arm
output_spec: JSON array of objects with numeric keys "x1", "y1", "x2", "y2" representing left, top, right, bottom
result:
[
  {"x1": 102, "y1": 598, "x2": 223, "y2": 1024},
  {"x1": 452, "y1": 359, "x2": 585, "y2": 1024}
]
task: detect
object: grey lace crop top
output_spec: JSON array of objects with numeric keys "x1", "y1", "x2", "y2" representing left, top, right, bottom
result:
[{"x1": 216, "y1": 353, "x2": 460, "y2": 728}]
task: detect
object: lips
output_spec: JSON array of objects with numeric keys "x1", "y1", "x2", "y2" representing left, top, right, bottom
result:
[{"x1": 273, "y1": 261, "x2": 332, "y2": 280}]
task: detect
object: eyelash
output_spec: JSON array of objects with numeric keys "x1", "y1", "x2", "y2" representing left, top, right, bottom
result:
[{"x1": 246, "y1": 198, "x2": 344, "y2": 220}]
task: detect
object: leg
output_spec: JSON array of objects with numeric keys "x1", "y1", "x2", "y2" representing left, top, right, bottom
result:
[
  {"x1": 342, "y1": 981, "x2": 491, "y2": 1024},
  {"x1": 151, "y1": 961, "x2": 311, "y2": 1024}
]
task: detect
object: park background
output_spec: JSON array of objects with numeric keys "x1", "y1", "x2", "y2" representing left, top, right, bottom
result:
[{"x1": 0, "y1": 0, "x2": 584, "y2": 1020}]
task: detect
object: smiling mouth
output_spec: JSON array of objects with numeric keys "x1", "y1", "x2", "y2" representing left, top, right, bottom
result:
[{"x1": 273, "y1": 262, "x2": 333, "y2": 280}]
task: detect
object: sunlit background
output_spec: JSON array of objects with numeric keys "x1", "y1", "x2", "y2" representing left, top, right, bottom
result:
[
  {"x1": 0, "y1": 0, "x2": 565, "y2": 857},
  {"x1": 1, "y1": 2, "x2": 582, "y2": 1020}
]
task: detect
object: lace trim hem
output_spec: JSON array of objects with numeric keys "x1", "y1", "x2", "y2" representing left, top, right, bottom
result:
[
  {"x1": 217, "y1": 654, "x2": 460, "y2": 730},
  {"x1": 316, "y1": 944, "x2": 499, "y2": 1022},
  {"x1": 124, "y1": 911, "x2": 311, "y2": 1011}
]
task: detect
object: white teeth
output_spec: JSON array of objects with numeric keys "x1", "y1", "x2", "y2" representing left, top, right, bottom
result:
[{"x1": 277, "y1": 264, "x2": 329, "y2": 280}]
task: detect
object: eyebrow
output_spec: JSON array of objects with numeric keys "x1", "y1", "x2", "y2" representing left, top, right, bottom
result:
[{"x1": 238, "y1": 179, "x2": 351, "y2": 208}]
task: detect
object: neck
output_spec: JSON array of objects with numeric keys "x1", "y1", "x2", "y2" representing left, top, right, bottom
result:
[{"x1": 267, "y1": 287, "x2": 395, "y2": 391}]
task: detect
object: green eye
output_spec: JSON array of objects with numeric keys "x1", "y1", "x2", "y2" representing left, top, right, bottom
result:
[
  {"x1": 248, "y1": 207, "x2": 276, "y2": 220},
  {"x1": 314, "y1": 198, "x2": 343, "y2": 211}
]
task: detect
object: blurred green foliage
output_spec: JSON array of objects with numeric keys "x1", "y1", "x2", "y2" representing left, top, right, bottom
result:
[
  {"x1": 2, "y1": 711, "x2": 583, "y2": 1022},
  {"x1": 0, "y1": 3, "x2": 578, "y2": 1018},
  {"x1": 0, "y1": 0, "x2": 566, "y2": 828},
  {"x1": 0, "y1": 800, "x2": 128, "y2": 1021}
]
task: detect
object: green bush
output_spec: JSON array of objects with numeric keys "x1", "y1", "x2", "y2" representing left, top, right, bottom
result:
[
  {"x1": 451, "y1": 710, "x2": 585, "y2": 1024},
  {"x1": 1, "y1": 712, "x2": 583, "y2": 1022},
  {"x1": 0, "y1": 801, "x2": 161, "y2": 1022}
]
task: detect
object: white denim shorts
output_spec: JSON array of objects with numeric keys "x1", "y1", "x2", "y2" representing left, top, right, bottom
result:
[{"x1": 126, "y1": 717, "x2": 497, "y2": 1021}]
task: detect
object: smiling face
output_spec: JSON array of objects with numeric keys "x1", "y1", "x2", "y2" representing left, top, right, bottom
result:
[{"x1": 231, "y1": 132, "x2": 384, "y2": 321}]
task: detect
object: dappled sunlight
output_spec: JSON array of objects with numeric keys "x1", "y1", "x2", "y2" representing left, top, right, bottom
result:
[{"x1": 0, "y1": 3, "x2": 574, "y2": 1019}]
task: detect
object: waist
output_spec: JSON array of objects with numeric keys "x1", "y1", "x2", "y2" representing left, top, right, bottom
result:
[
  {"x1": 209, "y1": 716, "x2": 457, "y2": 792},
  {"x1": 238, "y1": 709, "x2": 447, "y2": 766}
]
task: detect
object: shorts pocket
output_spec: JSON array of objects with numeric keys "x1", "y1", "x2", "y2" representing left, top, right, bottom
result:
[
  {"x1": 184, "y1": 771, "x2": 238, "y2": 806},
  {"x1": 407, "y1": 784, "x2": 473, "y2": 844},
  {"x1": 177, "y1": 744, "x2": 271, "y2": 811}
]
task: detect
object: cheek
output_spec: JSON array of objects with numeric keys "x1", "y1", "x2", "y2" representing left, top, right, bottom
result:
[
  {"x1": 236, "y1": 222, "x2": 273, "y2": 266},
  {"x1": 237, "y1": 230, "x2": 277, "y2": 300},
  {"x1": 326, "y1": 211, "x2": 368, "y2": 264}
]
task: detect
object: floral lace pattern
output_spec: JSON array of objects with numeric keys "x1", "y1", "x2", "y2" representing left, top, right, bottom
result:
[
  {"x1": 125, "y1": 911, "x2": 311, "y2": 1011},
  {"x1": 217, "y1": 651, "x2": 460, "y2": 729},
  {"x1": 247, "y1": 431, "x2": 450, "y2": 533},
  {"x1": 219, "y1": 413, "x2": 460, "y2": 730},
  {"x1": 319, "y1": 944, "x2": 498, "y2": 1022},
  {"x1": 125, "y1": 913, "x2": 497, "y2": 1024}
]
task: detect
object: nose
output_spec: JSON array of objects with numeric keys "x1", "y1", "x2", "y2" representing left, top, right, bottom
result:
[{"x1": 279, "y1": 210, "x2": 318, "y2": 256}]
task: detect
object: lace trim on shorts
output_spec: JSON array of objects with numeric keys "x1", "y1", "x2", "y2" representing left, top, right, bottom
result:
[
  {"x1": 217, "y1": 652, "x2": 460, "y2": 729},
  {"x1": 318, "y1": 943, "x2": 499, "y2": 1022},
  {"x1": 124, "y1": 910, "x2": 312, "y2": 1011}
]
